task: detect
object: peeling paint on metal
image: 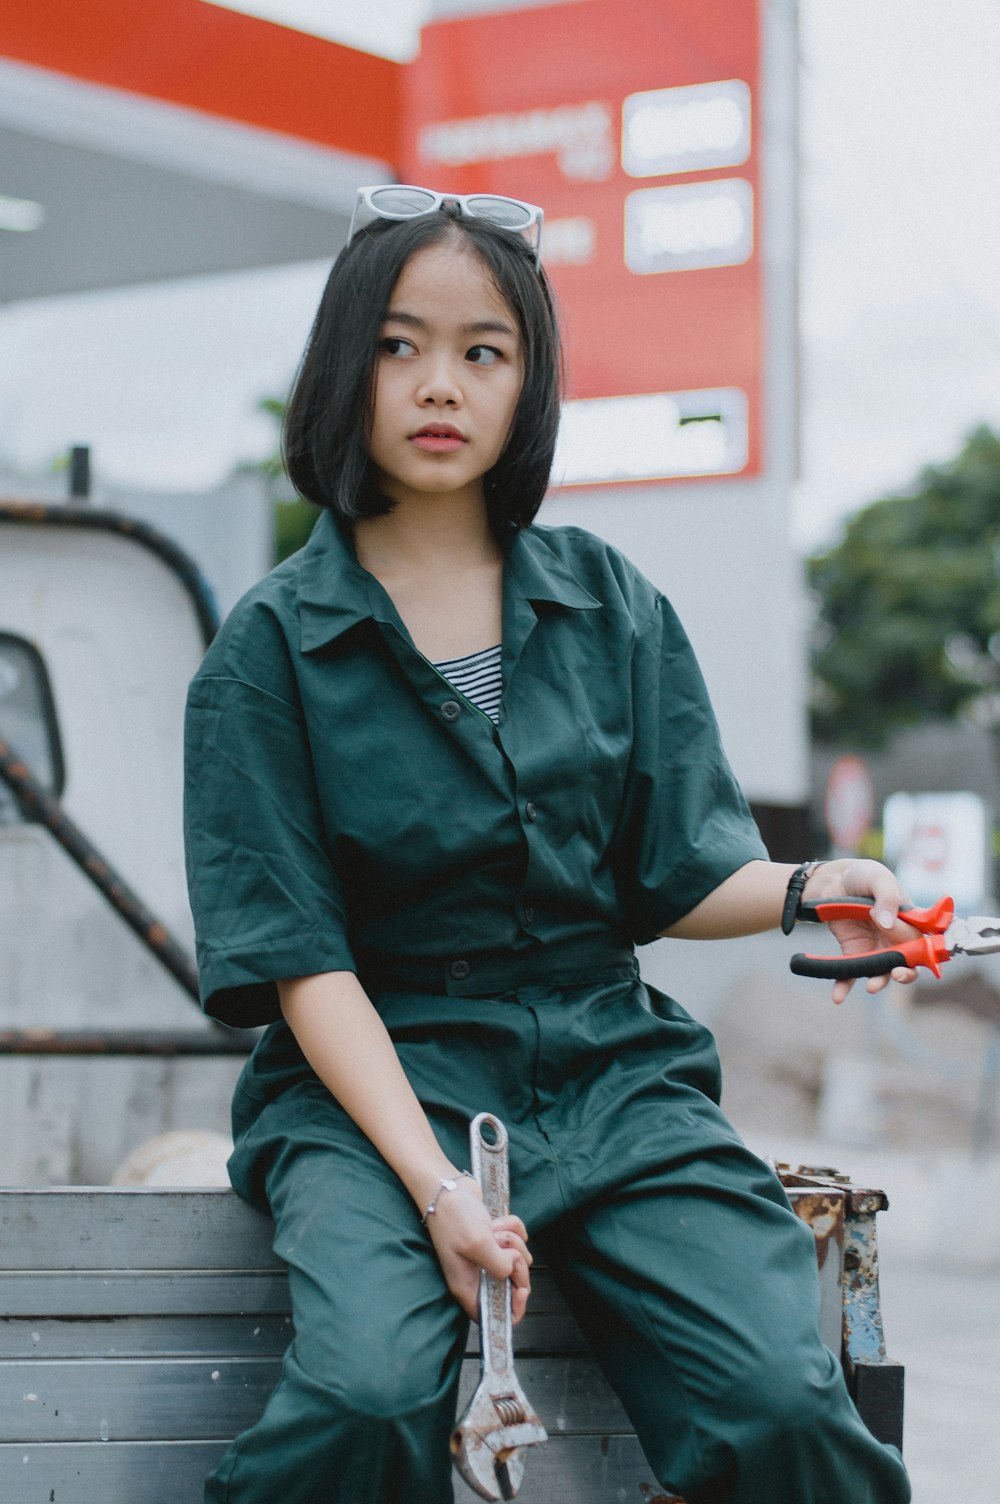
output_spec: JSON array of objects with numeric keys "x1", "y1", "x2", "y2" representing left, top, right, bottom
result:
[{"x1": 638, "y1": 1484, "x2": 687, "y2": 1503}]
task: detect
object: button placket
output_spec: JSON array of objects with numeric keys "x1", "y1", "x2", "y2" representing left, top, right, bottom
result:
[{"x1": 518, "y1": 795, "x2": 540, "y2": 931}]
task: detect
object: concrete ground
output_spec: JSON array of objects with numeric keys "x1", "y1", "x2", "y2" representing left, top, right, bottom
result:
[{"x1": 877, "y1": 1255, "x2": 1000, "y2": 1504}]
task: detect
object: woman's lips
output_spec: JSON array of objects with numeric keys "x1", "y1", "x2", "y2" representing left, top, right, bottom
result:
[{"x1": 410, "y1": 425, "x2": 466, "y2": 453}]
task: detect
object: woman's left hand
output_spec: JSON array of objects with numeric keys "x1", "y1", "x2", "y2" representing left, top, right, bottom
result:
[{"x1": 801, "y1": 858, "x2": 920, "y2": 1005}]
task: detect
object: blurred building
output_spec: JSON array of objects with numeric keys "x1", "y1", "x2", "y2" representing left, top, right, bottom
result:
[{"x1": 1, "y1": 0, "x2": 804, "y2": 848}]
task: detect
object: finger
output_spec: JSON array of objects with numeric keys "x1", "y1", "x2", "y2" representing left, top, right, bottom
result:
[
  {"x1": 476, "y1": 1237, "x2": 518, "y2": 1283},
  {"x1": 869, "y1": 881, "x2": 907, "y2": 931},
  {"x1": 508, "y1": 1248, "x2": 531, "y2": 1287},
  {"x1": 841, "y1": 860, "x2": 905, "y2": 931},
  {"x1": 467, "y1": 1249, "x2": 531, "y2": 1325},
  {"x1": 508, "y1": 1252, "x2": 531, "y2": 1324},
  {"x1": 492, "y1": 1213, "x2": 529, "y2": 1242},
  {"x1": 831, "y1": 977, "x2": 853, "y2": 1006},
  {"x1": 493, "y1": 1228, "x2": 532, "y2": 1265},
  {"x1": 866, "y1": 964, "x2": 919, "y2": 994}
]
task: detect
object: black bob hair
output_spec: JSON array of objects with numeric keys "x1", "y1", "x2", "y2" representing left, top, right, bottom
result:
[{"x1": 283, "y1": 208, "x2": 562, "y2": 532}]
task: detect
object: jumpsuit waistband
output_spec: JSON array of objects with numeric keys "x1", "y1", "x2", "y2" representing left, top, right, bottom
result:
[{"x1": 356, "y1": 933, "x2": 638, "y2": 997}]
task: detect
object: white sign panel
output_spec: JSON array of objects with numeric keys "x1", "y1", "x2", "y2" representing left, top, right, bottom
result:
[
  {"x1": 624, "y1": 178, "x2": 754, "y2": 274},
  {"x1": 622, "y1": 79, "x2": 751, "y2": 178},
  {"x1": 883, "y1": 791, "x2": 991, "y2": 911},
  {"x1": 552, "y1": 387, "x2": 748, "y2": 486}
]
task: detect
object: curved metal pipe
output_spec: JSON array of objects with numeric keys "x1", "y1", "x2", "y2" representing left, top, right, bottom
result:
[{"x1": 0, "y1": 735, "x2": 201, "y2": 1004}]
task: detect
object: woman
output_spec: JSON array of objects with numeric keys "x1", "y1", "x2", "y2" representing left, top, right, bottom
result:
[{"x1": 184, "y1": 185, "x2": 912, "y2": 1503}]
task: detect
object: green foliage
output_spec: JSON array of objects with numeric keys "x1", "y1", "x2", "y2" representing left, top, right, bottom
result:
[
  {"x1": 275, "y1": 499, "x2": 320, "y2": 563},
  {"x1": 809, "y1": 425, "x2": 1000, "y2": 747},
  {"x1": 255, "y1": 396, "x2": 291, "y2": 499},
  {"x1": 233, "y1": 395, "x2": 319, "y2": 563}
]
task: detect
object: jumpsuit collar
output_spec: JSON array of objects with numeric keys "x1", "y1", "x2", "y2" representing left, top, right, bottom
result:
[{"x1": 296, "y1": 509, "x2": 600, "y2": 658}]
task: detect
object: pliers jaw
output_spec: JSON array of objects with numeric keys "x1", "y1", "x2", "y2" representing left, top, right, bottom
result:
[{"x1": 946, "y1": 916, "x2": 1000, "y2": 958}]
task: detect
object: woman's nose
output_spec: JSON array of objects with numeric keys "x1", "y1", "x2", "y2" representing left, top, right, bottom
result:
[{"x1": 417, "y1": 355, "x2": 462, "y2": 405}]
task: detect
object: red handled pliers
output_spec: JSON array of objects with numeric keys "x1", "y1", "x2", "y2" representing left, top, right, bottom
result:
[{"x1": 789, "y1": 895, "x2": 1000, "y2": 981}]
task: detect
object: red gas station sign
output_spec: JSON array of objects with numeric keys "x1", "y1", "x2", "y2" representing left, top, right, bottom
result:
[
  {"x1": 2, "y1": 0, "x2": 400, "y2": 164},
  {"x1": 401, "y1": 0, "x2": 763, "y2": 487},
  {"x1": 5, "y1": 0, "x2": 765, "y2": 485}
]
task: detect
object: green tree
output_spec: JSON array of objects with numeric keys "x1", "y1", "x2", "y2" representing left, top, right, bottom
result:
[
  {"x1": 235, "y1": 396, "x2": 319, "y2": 563},
  {"x1": 274, "y1": 497, "x2": 320, "y2": 564},
  {"x1": 809, "y1": 425, "x2": 1000, "y2": 755}
]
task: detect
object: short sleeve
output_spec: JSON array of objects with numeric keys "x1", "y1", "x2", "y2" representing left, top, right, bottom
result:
[
  {"x1": 184, "y1": 674, "x2": 356, "y2": 1027},
  {"x1": 615, "y1": 595, "x2": 768, "y2": 942}
]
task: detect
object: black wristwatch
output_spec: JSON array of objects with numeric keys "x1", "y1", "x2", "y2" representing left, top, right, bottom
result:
[{"x1": 780, "y1": 861, "x2": 826, "y2": 935}]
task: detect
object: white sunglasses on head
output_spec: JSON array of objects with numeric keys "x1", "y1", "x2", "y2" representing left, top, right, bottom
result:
[{"x1": 347, "y1": 184, "x2": 543, "y2": 268}]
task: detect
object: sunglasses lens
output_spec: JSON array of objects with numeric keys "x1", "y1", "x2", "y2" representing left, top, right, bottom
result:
[
  {"x1": 465, "y1": 196, "x2": 534, "y2": 230},
  {"x1": 368, "y1": 187, "x2": 439, "y2": 217},
  {"x1": 351, "y1": 187, "x2": 541, "y2": 264}
]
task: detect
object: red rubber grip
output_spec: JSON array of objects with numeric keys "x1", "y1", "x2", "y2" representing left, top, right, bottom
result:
[{"x1": 799, "y1": 896, "x2": 955, "y2": 934}]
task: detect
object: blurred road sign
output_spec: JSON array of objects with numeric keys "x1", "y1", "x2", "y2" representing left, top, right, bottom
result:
[
  {"x1": 883, "y1": 791, "x2": 991, "y2": 911},
  {"x1": 825, "y1": 754, "x2": 875, "y2": 850}
]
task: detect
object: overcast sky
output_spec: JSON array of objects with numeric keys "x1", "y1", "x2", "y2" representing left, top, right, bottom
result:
[
  {"x1": 1, "y1": 0, "x2": 999, "y2": 553},
  {"x1": 796, "y1": 0, "x2": 1000, "y2": 548}
]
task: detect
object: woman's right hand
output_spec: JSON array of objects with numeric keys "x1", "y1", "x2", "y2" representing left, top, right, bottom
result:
[
  {"x1": 277, "y1": 975, "x2": 533, "y2": 1319},
  {"x1": 424, "y1": 1177, "x2": 532, "y2": 1323}
]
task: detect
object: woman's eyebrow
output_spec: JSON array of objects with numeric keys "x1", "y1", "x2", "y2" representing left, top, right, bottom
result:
[
  {"x1": 383, "y1": 310, "x2": 517, "y2": 338},
  {"x1": 382, "y1": 310, "x2": 426, "y2": 329},
  {"x1": 463, "y1": 319, "x2": 518, "y2": 338}
]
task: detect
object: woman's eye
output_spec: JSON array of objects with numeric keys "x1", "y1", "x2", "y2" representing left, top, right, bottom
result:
[
  {"x1": 467, "y1": 345, "x2": 502, "y2": 366},
  {"x1": 380, "y1": 336, "x2": 415, "y2": 358}
]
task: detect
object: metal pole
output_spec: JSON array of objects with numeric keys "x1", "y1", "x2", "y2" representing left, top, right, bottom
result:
[
  {"x1": 0, "y1": 734, "x2": 201, "y2": 1003},
  {"x1": 972, "y1": 1025, "x2": 1000, "y2": 1161},
  {"x1": 0, "y1": 1029, "x2": 255, "y2": 1057},
  {"x1": 68, "y1": 445, "x2": 91, "y2": 502}
]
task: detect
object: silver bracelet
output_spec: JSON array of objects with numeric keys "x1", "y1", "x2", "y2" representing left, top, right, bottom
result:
[{"x1": 421, "y1": 1170, "x2": 474, "y2": 1225}]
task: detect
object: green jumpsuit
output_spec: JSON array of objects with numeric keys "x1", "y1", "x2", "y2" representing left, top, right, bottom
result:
[{"x1": 184, "y1": 511, "x2": 910, "y2": 1504}]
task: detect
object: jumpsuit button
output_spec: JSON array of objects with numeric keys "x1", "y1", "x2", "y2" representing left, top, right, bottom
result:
[
  {"x1": 440, "y1": 700, "x2": 461, "y2": 722},
  {"x1": 449, "y1": 959, "x2": 471, "y2": 980},
  {"x1": 521, "y1": 905, "x2": 535, "y2": 927},
  {"x1": 524, "y1": 801, "x2": 538, "y2": 822}
]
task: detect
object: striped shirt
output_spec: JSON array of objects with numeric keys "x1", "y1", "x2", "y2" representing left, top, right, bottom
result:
[{"x1": 433, "y1": 643, "x2": 503, "y2": 724}]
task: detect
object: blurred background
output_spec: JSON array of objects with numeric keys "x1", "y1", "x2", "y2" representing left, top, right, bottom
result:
[{"x1": 2, "y1": 3, "x2": 999, "y2": 1497}]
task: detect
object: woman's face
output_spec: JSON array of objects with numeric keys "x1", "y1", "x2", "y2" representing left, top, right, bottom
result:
[{"x1": 367, "y1": 238, "x2": 524, "y2": 513}]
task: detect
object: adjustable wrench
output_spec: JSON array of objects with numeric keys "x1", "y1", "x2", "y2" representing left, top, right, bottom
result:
[{"x1": 451, "y1": 1112, "x2": 547, "y2": 1501}]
